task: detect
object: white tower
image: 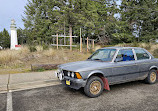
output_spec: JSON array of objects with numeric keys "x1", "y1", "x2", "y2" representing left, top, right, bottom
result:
[{"x1": 10, "y1": 19, "x2": 18, "y2": 50}]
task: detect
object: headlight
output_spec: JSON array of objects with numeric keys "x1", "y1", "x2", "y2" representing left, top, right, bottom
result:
[
  {"x1": 71, "y1": 72, "x2": 75, "y2": 78},
  {"x1": 68, "y1": 71, "x2": 70, "y2": 76}
]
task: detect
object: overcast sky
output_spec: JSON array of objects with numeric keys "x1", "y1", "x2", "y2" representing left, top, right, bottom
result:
[
  {"x1": 0, "y1": 0, "x2": 121, "y2": 32},
  {"x1": 0, "y1": 0, "x2": 28, "y2": 32}
]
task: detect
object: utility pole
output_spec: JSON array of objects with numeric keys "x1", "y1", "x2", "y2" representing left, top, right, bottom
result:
[
  {"x1": 80, "y1": 27, "x2": 82, "y2": 52},
  {"x1": 92, "y1": 39, "x2": 94, "y2": 51},
  {"x1": 56, "y1": 33, "x2": 58, "y2": 49},
  {"x1": 87, "y1": 37, "x2": 89, "y2": 52},
  {"x1": 64, "y1": 20, "x2": 66, "y2": 45},
  {"x1": 69, "y1": 25, "x2": 72, "y2": 51}
]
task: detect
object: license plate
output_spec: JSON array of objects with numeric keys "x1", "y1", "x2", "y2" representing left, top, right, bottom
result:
[{"x1": 66, "y1": 80, "x2": 70, "y2": 85}]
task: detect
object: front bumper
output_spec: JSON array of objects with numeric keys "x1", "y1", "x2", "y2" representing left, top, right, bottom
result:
[{"x1": 61, "y1": 76, "x2": 87, "y2": 90}]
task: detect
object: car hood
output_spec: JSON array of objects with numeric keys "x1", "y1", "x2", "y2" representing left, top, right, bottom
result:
[{"x1": 58, "y1": 60, "x2": 112, "y2": 72}]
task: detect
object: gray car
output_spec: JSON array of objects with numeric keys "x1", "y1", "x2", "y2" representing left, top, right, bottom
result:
[{"x1": 56, "y1": 47, "x2": 158, "y2": 97}]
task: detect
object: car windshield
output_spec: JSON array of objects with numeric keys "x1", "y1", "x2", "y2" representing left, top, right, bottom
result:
[{"x1": 88, "y1": 49, "x2": 116, "y2": 62}]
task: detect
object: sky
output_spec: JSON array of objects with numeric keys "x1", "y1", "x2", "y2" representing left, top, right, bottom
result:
[
  {"x1": 0, "y1": 0, "x2": 28, "y2": 32},
  {"x1": 0, "y1": 0, "x2": 121, "y2": 33}
]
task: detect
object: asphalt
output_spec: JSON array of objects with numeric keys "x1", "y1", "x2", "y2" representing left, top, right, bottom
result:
[
  {"x1": 6, "y1": 80, "x2": 158, "y2": 111},
  {"x1": 1, "y1": 80, "x2": 158, "y2": 111},
  {"x1": 0, "y1": 93, "x2": 7, "y2": 111}
]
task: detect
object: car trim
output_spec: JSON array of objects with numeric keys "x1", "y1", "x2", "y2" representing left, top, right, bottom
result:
[
  {"x1": 106, "y1": 70, "x2": 148, "y2": 78},
  {"x1": 149, "y1": 66, "x2": 158, "y2": 70}
]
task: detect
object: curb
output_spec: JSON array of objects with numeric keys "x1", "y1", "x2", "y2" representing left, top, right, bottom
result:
[
  {"x1": 8, "y1": 79, "x2": 61, "y2": 92},
  {"x1": 0, "y1": 71, "x2": 60, "y2": 93},
  {"x1": 0, "y1": 85, "x2": 8, "y2": 94},
  {"x1": 0, "y1": 79, "x2": 61, "y2": 93}
]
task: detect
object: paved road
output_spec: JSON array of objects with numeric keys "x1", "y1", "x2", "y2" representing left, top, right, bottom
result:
[
  {"x1": 0, "y1": 93, "x2": 7, "y2": 111},
  {"x1": 1, "y1": 81, "x2": 158, "y2": 111}
]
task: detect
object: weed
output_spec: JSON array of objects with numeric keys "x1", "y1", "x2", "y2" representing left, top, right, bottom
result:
[{"x1": 29, "y1": 46, "x2": 37, "y2": 52}]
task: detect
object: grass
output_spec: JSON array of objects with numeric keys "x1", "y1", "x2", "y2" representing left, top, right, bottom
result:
[
  {"x1": 0, "y1": 46, "x2": 91, "y2": 74},
  {"x1": 1, "y1": 43, "x2": 158, "y2": 74}
]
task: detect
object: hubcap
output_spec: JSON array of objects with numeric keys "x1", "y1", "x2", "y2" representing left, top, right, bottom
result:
[
  {"x1": 90, "y1": 81, "x2": 101, "y2": 95},
  {"x1": 150, "y1": 72, "x2": 156, "y2": 82}
]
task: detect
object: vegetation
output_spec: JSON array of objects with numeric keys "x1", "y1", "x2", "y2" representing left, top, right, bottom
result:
[
  {"x1": 20, "y1": 0, "x2": 158, "y2": 46},
  {"x1": 119, "y1": 0, "x2": 158, "y2": 43},
  {"x1": 1, "y1": 43, "x2": 158, "y2": 74},
  {"x1": 1, "y1": 0, "x2": 158, "y2": 47},
  {"x1": 0, "y1": 29, "x2": 10, "y2": 49},
  {"x1": 0, "y1": 46, "x2": 91, "y2": 74}
]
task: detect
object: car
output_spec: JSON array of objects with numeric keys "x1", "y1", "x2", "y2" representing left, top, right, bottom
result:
[{"x1": 56, "y1": 47, "x2": 158, "y2": 97}]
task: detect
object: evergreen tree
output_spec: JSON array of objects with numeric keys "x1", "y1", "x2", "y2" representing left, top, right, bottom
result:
[
  {"x1": 22, "y1": 0, "x2": 119, "y2": 45},
  {"x1": 17, "y1": 28, "x2": 28, "y2": 45},
  {"x1": 0, "y1": 31, "x2": 3, "y2": 47},
  {"x1": 1, "y1": 29, "x2": 10, "y2": 48},
  {"x1": 120, "y1": 0, "x2": 158, "y2": 43}
]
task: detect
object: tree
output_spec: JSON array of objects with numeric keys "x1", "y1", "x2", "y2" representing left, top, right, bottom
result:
[
  {"x1": 17, "y1": 28, "x2": 28, "y2": 45},
  {"x1": 0, "y1": 31, "x2": 3, "y2": 47},
  {"x1": 23, "y1": 0, "x2": 119, "y2": 45},
  {"x1": 0, "y1": 29, "x2": 10, "y2": 48},
  {"x1": 119, "y1": 0, "x2": 158, "y2": 43}
]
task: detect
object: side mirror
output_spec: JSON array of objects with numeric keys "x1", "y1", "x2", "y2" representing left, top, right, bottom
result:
[{"x1": 114, "y1": 57, "x2": 123, "y2": 62}]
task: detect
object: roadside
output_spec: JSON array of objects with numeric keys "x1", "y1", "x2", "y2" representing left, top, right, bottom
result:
[
  {"x1": 0, "y1": 70, "x2": 60, "y2": 93},
  {"x1": 0, "y1": 68, "x2": 31, "y2": 75},
  {"x1": 0, "y1": 47, "x2": 91, "y2": 75}
]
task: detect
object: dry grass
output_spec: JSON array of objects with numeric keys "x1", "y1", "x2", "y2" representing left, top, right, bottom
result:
[
  {"x1": 1, "y1": 43, "x2": 158, "y2": 74},
  {"x1": 0, "y1": 46, "x2": 91, "y2": 74}
]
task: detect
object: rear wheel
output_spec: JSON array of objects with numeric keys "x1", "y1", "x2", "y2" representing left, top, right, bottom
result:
[
  {"x1": 84, "y1": 76, "x2": 104, "y2": 98},
  {"x1": 145, "y1": 70, "x2": 157, "y2": 84}
]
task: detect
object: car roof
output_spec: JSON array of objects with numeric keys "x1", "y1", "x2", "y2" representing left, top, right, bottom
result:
[{"x1": 101, "y1": 46, "x2": 143, "y2": 50}]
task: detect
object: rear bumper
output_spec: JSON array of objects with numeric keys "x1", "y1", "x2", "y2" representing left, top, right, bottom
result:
[{"x1": 61, "y1": 76, "x2": 87, "y2": 90}]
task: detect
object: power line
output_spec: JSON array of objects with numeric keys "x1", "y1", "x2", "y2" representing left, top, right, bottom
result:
[{"x1": 92, "y1": 0, "x2": 158, "y2": 12}]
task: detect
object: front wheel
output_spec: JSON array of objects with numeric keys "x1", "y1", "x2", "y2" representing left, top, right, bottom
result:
[
  {"x1": 145, "y1": 69, "x2": 157, "y2": 84},
  {"x1": 84, "y1": 76, "x2": 104, "y2": 98}
]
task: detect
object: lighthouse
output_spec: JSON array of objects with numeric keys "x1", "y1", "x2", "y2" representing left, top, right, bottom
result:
[{"x1": 10, "y1": 19, "x2": 19, "y2": 50}]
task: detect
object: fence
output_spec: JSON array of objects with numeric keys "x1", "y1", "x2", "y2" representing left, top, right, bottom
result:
[{"x1": 51, "y1": 34, "x2": 95, "y2": 52}]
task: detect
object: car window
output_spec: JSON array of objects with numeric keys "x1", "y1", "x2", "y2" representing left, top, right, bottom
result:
[
  {"x1": 116, "y1": 49, "x2": 135, "y2": 62},
  {"x1": 89, "y1": 49, "x2": 116, "y2": 62},
  {"x1": 135, "y1": 49, "x2": 150, "y2": 60}
]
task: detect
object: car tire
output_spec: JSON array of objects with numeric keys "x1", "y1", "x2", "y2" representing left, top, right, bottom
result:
[
  {"x1": 145, "y1": 69, "x2": 157, "y2": 84},
  {"x1": 84, "y1": 76, "x2": 104, "y2": 98}
]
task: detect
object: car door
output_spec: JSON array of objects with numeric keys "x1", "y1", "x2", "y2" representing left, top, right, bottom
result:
[
  {"x1": 110, "y1": 49, "x2": 139, "y2": 84},
  {"x1": 134, "y1": 49, "x2": 151, "y2": 78}
]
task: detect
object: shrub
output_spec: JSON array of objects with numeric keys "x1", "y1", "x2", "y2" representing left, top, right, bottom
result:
[
  {"x1": 0, "y1": 49, "x2": 19, "y2": 64},
  {"x1": 42, "y1": 44, "x2": 49, "y2": 50},
  {"x1": 29, "y1": 46, "x2": 37, "y2": 52},
  {"x1": 153, "y1": 49, "x2": 158, "y2": 57},
  {"x1": 143, "y1": 43, "x2": 151, "y2": 50},
  {"x1": 132, "y1": 42, "x2": 139, "y2": 47}
]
